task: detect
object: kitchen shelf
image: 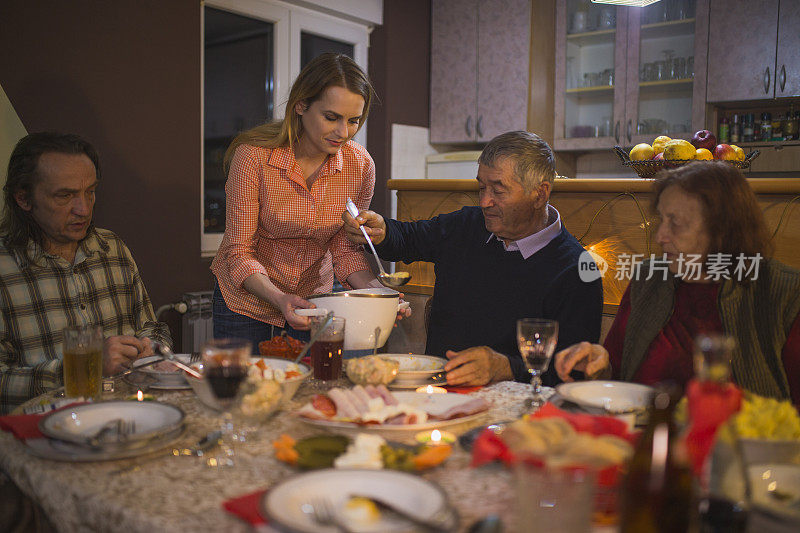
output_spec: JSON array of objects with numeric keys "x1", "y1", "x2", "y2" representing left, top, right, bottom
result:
[
  {"x1": 640, "y1": 18, "x2": 696, "y2": 39},
  {"x1": 734, "y1": 140, "x2": 800, "y2": 148},
  {"x1": 566, "y1": 28, "x2": 615, "y2": 46},
  {"x1": 639, "y1": 78, "x2": 694, "y2": 89},
  {"x1": 566, "y1": 85, "x2": 615, "y2": 94}
]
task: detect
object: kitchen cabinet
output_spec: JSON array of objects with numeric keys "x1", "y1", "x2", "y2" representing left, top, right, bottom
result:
[
  {"x1": 554, "y1": 0, "x2": 709, "y2": 151},
  {"x1": 707, "y1": 0, "x2": 800, "y2": 102},
  {"x1": 429, "y1": 0, "x2": 530, "y2": 144}
]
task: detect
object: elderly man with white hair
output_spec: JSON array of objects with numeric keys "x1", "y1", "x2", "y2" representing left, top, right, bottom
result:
[{"x1": 342, "y1": 131, "x2": 603, "y2": 387}]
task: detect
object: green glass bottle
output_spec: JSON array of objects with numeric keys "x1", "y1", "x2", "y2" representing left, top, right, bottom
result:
[{"x1": 619, "y1": 389, "x2": 694, "y2": 533}]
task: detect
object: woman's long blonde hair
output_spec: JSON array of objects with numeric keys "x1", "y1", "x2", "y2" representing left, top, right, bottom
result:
[{"x1": 224, "y1": 53, "x2": 375, "y2": 170}]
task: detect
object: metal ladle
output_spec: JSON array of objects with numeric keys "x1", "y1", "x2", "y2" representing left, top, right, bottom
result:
[{"x1": 345, "y1": 198, "x2": 411, "y2": 288}]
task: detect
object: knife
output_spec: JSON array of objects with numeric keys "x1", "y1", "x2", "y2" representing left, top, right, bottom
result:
[{"x1": 109, "y1": 357, "x2": 165, "y2": 380}]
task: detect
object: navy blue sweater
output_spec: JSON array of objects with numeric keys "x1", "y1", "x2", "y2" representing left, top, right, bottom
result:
[{"x1": 375, "y1": 207, "x2": 603, "y2": 385}]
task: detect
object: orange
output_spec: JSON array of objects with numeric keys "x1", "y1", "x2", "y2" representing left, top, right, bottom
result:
[{"x1": 695, "y1": 148, "x2": 713, "y2": 160}]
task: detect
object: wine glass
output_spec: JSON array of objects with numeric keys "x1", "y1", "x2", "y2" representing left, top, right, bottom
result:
[
  {"x1": 517, "y1": 319, "x2": 559, "y2": 410},
  {"x1": 201, "y1": 337, "x2": 251, "y2": 467}
]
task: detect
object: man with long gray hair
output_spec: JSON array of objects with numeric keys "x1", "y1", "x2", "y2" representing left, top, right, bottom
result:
[
  {"x1": 342, "y1": 131, "x2": 602, "y2": 387},
  {"x1": 0, "y1": 132, "x2": 170, "y2": 413}
]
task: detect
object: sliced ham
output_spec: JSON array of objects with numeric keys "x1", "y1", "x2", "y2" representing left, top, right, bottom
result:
[
  {"x1": 364, "y1": 385, "x2": 381, "y2": 399},
  {"x1": 427, "y1": 397, "x2": 490, "y2": 420},
  {"x1": 297, "y1": 404, "x2": 328, "y2": 420},
  {"x1": 327, "y1": 388, "x2": 359, "y2": 419},
  {"x1": 350, "y1": 385, "x2": 373, "y2": 413},
  {"x1": 342, "y1": 388, "x2": 369, "y2": 415},
  {"x1": 376, "y1": 384, "x2": 398, "y2": 406}
]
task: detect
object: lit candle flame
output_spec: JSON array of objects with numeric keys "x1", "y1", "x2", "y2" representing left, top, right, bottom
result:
[
  {"x1": 137, "y1": 390, "x2": 143, "y2": 402},
  {"x1": 431, "y1": 429, "x2": 441, "y2": 443},
  {"x1": 426, "y1": 385, "x2": 434, "y2": 394}
]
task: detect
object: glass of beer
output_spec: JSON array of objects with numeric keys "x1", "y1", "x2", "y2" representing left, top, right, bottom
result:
[
  {"x1": 309, "y1": 316, "x2": 345, "y2": 384},
  {"x1": 62, "y1": 325, "x2": 104, "y2": 399}
]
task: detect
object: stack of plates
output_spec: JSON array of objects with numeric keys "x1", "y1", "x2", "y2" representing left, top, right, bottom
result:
[
  {"x1": 27, "y1": 401, "x2": 185, "y2": 461},
  {"x1": 381, "y1": 354, "x2": 445, "y2": 389}
]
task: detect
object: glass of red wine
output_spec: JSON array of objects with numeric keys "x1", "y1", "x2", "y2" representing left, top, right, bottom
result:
[
  {"x1": 201, "y1": 337, "x2": 251, "y2": 467},
  {"x1": 517, "y1": 318, "x2": 559, "y2": 410}
]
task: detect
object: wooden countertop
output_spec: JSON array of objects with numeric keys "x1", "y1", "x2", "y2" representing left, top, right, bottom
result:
[{"x1": 387, "y1": 177, "x2": 800, "y2": 194}]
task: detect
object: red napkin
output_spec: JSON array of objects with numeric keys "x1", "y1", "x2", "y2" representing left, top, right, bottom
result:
[
  {"x1": 0, "y1": 402, "x2": 90, "y2": 441},
  {"x1": 0, "y1": 413, "x2": 46, "y2": 440},
  {"x1": 223, "y1": 489, "x2": 268, "y2": 526},
  {"x1": 444, "y1": 385, "x2": 483, "y2": 394},
  {"x1": 684, "y1": 379, "x2": 743, "y2": 481}
]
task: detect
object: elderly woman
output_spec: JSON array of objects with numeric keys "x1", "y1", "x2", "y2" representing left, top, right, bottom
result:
[{"x1": 555, "y1": 162, "x2": 800, "y2": 403}]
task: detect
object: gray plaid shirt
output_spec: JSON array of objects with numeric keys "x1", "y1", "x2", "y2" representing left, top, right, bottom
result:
[{"x1": 0, "y1": 227, "x2": 171, "y2": 413}]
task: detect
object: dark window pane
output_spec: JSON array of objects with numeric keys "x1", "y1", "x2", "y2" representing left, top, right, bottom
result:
[
  {"x1": 300, "y1": 32, "x2": 354, "y2": 69},
  {"x1": 204, "y1": 6, "x2": 273, "y2": 234}
]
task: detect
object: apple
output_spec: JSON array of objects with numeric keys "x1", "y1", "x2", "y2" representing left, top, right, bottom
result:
[
  {"x1": 714, "y1": 144, "x2": 738, "y2": 160},
  {"x1": 691, "y1": 130, "x2": 717, "y2": 151}
]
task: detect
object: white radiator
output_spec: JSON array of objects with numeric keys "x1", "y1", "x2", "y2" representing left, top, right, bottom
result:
[{"x1": 181, "y1": 291, "x2": 214, "y2": 353}]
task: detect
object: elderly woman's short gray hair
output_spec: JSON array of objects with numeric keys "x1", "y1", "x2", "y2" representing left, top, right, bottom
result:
[{"x1": 478, "y1": 131, "x2": 556, "y2": 193}]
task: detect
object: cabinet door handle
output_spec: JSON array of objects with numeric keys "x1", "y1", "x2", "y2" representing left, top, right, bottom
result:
[
  {"x1": 627, "y1": 120, "x2": 632, "y2": 143},
  {"x1": 780, "y1": 64, "x2": 786, "y2": 93},
  {"x1": 614, "y1": 121, "x2": 620, "y2": 143},
  {"x1": 764, "y1": 66, "x2": 771, "y2": 94},
  {"x1": 465, "y1": 116, "x2": 473, "y2": 138},
  {"x1": 476, "y1": 115, "x2": 484, "y2": 138}
]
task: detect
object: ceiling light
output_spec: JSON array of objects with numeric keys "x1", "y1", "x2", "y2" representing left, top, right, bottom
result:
[{"x1": 591, "y1": 0, "x2": 661, "y2": 6}]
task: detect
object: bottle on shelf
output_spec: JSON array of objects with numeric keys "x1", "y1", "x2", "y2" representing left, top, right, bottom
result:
[
  {"x1": 785, "y1": 106, "x2": 798, "y2": 140},
  {"x1": 619, "y1": 387, "x2": 694, "y2": 533},
  {"x1": 771, "y1": 113, "x2": 783, "y2": 141},
  {"x1": 730, "y1": 114, "x2": 741, "y2": 144},
  {"x1": 760, "y1": 112, "x2": 772, "y2": 141},
  {"x1": 718, "y1": 117, "x2": 730, "y2": 144},
  {"x1": 742, "y1": 113, "x2": 755, "y2": 142}
]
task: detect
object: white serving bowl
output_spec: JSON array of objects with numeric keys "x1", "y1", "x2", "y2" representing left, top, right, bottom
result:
[
  {"x1": 555, "y1": 380, "x2": 655, "y2": 414},
  {"x1": 306, "y1": 288, "x2": 405, "y2": 350},
  {"x1": 186, "y1": 357, "x2": 311, "y2": 411},
  {"x1": 382, "y1": 354, "x2": 445, "y2": 387}
]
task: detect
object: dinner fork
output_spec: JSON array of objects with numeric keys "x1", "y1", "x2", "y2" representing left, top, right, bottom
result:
[{"x1": 310, "y1": 497, "x2": 354, "y2": 533}]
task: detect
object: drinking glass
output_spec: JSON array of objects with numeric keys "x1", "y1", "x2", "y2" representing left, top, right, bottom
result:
[
  {"x1": 62, "y1": 325, "x2": 104, "y2": 399},
  {"x1": 308, "y1": 316, "x2": 346, "y2": 390},
  {"x1": 694, "y1": 334, "x2": 735, "y2": 383},
  {"x1": 514, "y1": 461, "x2": 595, "y2": 533},
  {"x1": 202, "y1": 337, "x2": 251, "y2": 467},
  {"x1": 517, "y1": 318, "x2": 558, "y2": 409}
]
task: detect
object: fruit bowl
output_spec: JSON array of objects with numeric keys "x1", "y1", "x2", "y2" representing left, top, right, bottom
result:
[{"x1": 613, "y1": 146, "x2": 760, "y2": 178}]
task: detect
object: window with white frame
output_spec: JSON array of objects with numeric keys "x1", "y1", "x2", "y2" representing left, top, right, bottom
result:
[{"x1": 201, "y1": 0, "x2": 374, "y2": 255}]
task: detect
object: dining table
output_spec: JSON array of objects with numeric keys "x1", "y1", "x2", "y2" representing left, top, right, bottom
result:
[{"x1": 0, "y1": 377, "x2": 545, "y2": 533}]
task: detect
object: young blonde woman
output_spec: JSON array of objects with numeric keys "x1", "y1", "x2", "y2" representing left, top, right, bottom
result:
[{"x1": 211, "y1": 53, "x2": 384, "y2": 347}]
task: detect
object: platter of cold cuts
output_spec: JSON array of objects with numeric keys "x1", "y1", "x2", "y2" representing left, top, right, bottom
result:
[{"x1": 297, "y1": 384, "x2": 491, "y2": 432}]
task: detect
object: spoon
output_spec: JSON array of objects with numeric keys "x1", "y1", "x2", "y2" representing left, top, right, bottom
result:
[
  {"x1": 293, "y1": 313, "x2": 334, "y2": 364},
  {"x1": 345, "y1": 197, "x2": 411, "y2": 288}
]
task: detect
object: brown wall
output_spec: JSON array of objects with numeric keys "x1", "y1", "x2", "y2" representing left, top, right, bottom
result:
[
  {"x1": 0, "y1": 0, "x2": 429, "y2": 335},
  {"x1": 368, "y1": 0, "x2": 431, "y2": 217},
  {"x1": 0, "y1": 1, "x2": 213, "y2": 316}
]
